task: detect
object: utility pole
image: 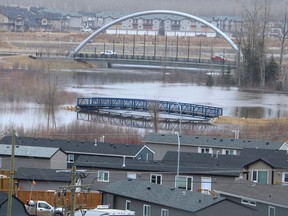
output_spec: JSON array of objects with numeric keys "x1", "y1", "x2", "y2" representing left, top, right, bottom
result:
[
  {"x1": 70, "y1": 165, "x2": 76, "y2": 216},
  {"x1": 7, "y1": 130, "x2": 16, "y2": 216}
]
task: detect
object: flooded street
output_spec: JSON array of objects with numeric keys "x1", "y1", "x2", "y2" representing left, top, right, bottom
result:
[{"x1": 1, "y1": 67, "x2": 288, "y2": 133}]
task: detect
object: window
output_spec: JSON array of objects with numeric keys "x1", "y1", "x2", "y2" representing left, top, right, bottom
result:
[
  {"x1": 127, "y1": 172, "x2": 137, "y2": 180},
  {"x1": 143, "y1": 204, "x2": 151, "y2": 216},
  {"x1": 150, "y1": 174, "x2": 162, "y2": 184},
  {"x1": 0, "y1": 157, "x2": 2, "y2": 168},
  {"x1": 67, "y1": 154, "x2": 74, "y2": 163},
  {"x1": 126, "y1": 200, "x2": 131, "y2": 210},
  {"x1": 252, "y1": 170, "x2": 268, "y2": 184},
  {"x1": 223, "y1": 149, "x2": 236, "y2": 155},
  {"x1": 198, "y1": 147, "x2": 211, "y2": 154},
  {"x1": 268, "y1": 206, "x2": 276, "y2": 216},
  {"x1": 161, "y1": 209, "x2": 169, "y2": 216},
  {"x1": 282, "y1": 172, "x2": 288, "y2": 185},
  {"x1": 177, "y1": 176, "x2": 193, "y2": 190},
  {"x1": 241, "y1": 199, "x2": 256, "y2": 206},
  {"x1": 98, "y1": 170, "x2": 109, "y2": 182}
]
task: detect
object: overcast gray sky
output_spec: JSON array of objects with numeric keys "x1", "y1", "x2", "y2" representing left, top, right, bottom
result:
[{"x1": 0, "y1": 0, "x2": 285, "y2": 16}]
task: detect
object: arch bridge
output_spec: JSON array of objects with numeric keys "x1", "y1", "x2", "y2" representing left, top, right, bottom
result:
[{"x1": 71, "y1": 10, "x2": 239, "y2": 56}]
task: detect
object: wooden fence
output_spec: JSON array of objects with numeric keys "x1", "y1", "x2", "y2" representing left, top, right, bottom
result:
[{"x1": 17, "y1": 190, "x2": 102, "y2": 210}]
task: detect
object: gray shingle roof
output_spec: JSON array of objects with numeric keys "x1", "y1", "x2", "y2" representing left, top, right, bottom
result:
[
  {"x1": 15, "y1": 167, "x2": 71, "y2": 182},
  {"x1": 100, "y1": 179, "x2": 225, "y2": 212},
  {"x1": 0, "y1": 193, "x2": 29, "y2": 216},
  {"x1": 0, "y1": 144, "x2": 61, "y2": 158},
  {"x1": 74, "y1": 153, "x2": 241, "y2": 177},
  {"x1": 0, "y1": 136, "x2": 145, "y2": 157},
  {"x1": 214, "y1": 179, "x2": 288, "y2": 208},
  {"x1": 143, "y1": 133, "x2": 284, "y2": 150},
  {"x1": 240, "y1": 148, "x2": 288, "y2": 168}
]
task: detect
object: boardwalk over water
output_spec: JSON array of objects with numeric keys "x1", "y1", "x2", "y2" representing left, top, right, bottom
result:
[{"x1": 76, "y1": 97, "x2": 223, "y2": 121}]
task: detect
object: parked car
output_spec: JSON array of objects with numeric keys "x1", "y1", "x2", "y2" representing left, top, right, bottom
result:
[
  {"x1": 100, "y1": 50, "x2": 116, "y2": 56},
  {"x1": 211, "y1": 55, "x2": 226, "y2": 62}
]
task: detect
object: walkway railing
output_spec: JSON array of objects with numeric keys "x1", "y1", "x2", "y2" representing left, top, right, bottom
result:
[{"x1": 77, "y1": 97, "x2": 223, "y2": 119}]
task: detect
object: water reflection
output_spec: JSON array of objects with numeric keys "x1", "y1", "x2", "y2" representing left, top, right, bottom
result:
[{"x1": 1, "y1": 68, "x2": 288, "y2": 132}]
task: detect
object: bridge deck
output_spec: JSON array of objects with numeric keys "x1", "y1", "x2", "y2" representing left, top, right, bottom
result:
[{"x1": 77, "y1": 97, "x2": 223, "y2": 119}]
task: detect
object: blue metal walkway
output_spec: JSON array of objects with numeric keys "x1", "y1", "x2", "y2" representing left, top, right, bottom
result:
[{"x1": 76, "y1": 97, "x2": 223, "y2": 120}]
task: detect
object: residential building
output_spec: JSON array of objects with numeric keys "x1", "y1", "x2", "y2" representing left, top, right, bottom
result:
[
  {"x1": 0, "y1": 136, "x2": 155, "y2": 167},
  {"x1": 99, "y1": 179, "x2": 255, "y2": 216},
  {"x1": 0, "y1": 144, "x2": 67, "y2": 170},
  {"x1": 214, "y1": 179, "x2": 288, "y2": 216},
  {"x1": 14, "y1": 167, "x2": 72, "y2": 191},
  {"x1": 143, "y1": 133, "x2": 287, "y2": 160}
]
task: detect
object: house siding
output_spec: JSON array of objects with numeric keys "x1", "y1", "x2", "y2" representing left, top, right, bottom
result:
[
  {"x1": 219, "y1": 194, "x2": 288, "y2": 216},
  {"x1": 103, "y1": 193, "x2": 253, "y2": 216},
  {"x1": 50, "y1": 150, "x2": 67, "y2": 169}
]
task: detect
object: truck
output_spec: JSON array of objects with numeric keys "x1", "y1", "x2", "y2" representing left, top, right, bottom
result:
[
  {"x1": 74, "y1": 205, "x2": 135, "y2": 216},
  {"x1": 25, "y1": 200, "x2": 68, "y2": 216}
]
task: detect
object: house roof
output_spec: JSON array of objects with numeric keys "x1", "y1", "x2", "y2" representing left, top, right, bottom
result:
[
  {"x1": 15, "y1": 167, "x2": 71, "y2": 182},
  {"x1": 214, "y1": 179, "x2": 288, "y2": 208},
  {"x1": 74, "y1": 153, "x2": 241, "y2": 177},
  {"x1": 240, "y1": 148, "x2": 288, "y2": 168},
  {"x1": 99, "y1": 179, "x2": 226, "y2": 213},
  {"x1": 0, "y1": 6, "x2": 34, "y2": 19},
  {"x1": 0, "y1": 136, "x2": 147, "y2": 157},
  {"x1": 143, "y1": 133, "x2": 284, "y2": 150},
  {"x1": 0, "y1": 192, "x2": 29, "y2": 216},
  {"x1": 0, "y1": 144, "x2": 63, "y2": 159}
]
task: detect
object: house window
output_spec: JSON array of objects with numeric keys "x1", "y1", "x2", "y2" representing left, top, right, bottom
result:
[
  {"x1": 143, "y1": 204, "x2": 151, "y2": 216},
  {"x1": 199, "y1": 147, "x2": 211, "y2": 154},
  {"x1": 223, "y1": 149, "x2": 236, "y2": 155},
  {"x1": 150, "y1": 174, "x2": 162, "y2": 184},
  {"x1": 268, "y1": 206, "x2": 276, "y2": 216},
  {"x1": 252, "y1": 170, "x2": 268, "y2": 184},
  {"x1": 161, "y1": 208, "x2": 169, "y2": 216},
  {"x1": 127, "y1": 172, "x2": 137, "y2": 180},
  {"x1": 241, "y1": 199, "x2": 256, "y2": 206},
  {"x1": 282, "y1": 172, "x2": 288, "y2": 185},
  {"x1": 67, "y1": 154, "x2": 74, "y2": 163},
  {"x1": 98, "y1": 170, "x2": 109, "y2": 182},
  {"x1": 177, "y1": 176, "x2": 193, "y2": 190},
  {"x1": 126, "y1": 200, "x2": 131, "y2": 210}
]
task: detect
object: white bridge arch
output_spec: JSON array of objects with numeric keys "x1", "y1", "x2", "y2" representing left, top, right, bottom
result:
[{"x1": 71, "y1": 10, "x2": 239, "y2": 55}]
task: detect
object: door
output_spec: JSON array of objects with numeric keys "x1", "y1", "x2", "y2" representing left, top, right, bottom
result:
[{"x1": 201, "y1": 177, "x2": 212, "y2": 194}]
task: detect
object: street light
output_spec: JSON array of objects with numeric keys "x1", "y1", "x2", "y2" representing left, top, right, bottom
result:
[
  {"x1": 175, "y1": 131, "x2": 180, "y2": 188},
  {"x1": 171, "y1": 101, "x2": 182, "y2": 135}
]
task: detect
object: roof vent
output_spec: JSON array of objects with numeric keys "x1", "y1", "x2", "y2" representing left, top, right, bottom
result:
[
  {"x1": 266, "y1": 142, "x2": 269, "y2": 145},
  {"x1": 94, "y1": 139, "x2": 97, "y2": 146},
  {"x1": 146, "y1": 187, "x2": 151, "y2": 191},
  {"x1": 122, "y1": 156, "x2": 126, "y2": 167},
  {"x1": 198, "y1": 199, "x2": 201, "y2": 203},
  {"x1": 195, "y1": 136, "x2": 199, "y2": 139}
]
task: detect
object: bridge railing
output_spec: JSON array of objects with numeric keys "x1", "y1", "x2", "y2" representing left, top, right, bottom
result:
[
  {"x1": 77, "y1": 97, "x2": 223, "y2": 119},
  {"x1": 33, "y1": 51, "x2": 236, "y2": 66}
]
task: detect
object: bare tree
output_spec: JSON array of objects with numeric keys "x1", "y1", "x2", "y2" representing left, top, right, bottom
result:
[
  {"x1": 240, "y1": 0, "x2": 270, "y2": 87},
  {"x1": 275, "y1": 2, "x2": 288, "y2": 89}
]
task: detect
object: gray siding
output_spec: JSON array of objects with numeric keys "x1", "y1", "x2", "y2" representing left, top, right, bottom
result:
[{"x1": 103, "y1": 194, "x2": 254, "y2": 216}]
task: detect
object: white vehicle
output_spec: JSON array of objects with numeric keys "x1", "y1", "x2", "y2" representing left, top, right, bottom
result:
[
  {"x1": 74, "y1": 205, "x2": 135, "y2": 216},
  {"x1": 81, "y1": 27, "x2": 93, "y2": 33},
  {"x1": 100, "y1": 50, "x2": 116, "y2": 56},
  {"x1": 25, "y1": 200, "x2": 67, "y2": 216}
]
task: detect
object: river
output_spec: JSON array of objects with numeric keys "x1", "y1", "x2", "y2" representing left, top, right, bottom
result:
[{"x1": 0, "y1": 67, "x2": 288, "y2": 133}]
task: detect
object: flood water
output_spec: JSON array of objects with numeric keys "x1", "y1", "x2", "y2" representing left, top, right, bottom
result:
[{"x1": 1, "y1": 67, "x2": 288, "y2": 133}]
